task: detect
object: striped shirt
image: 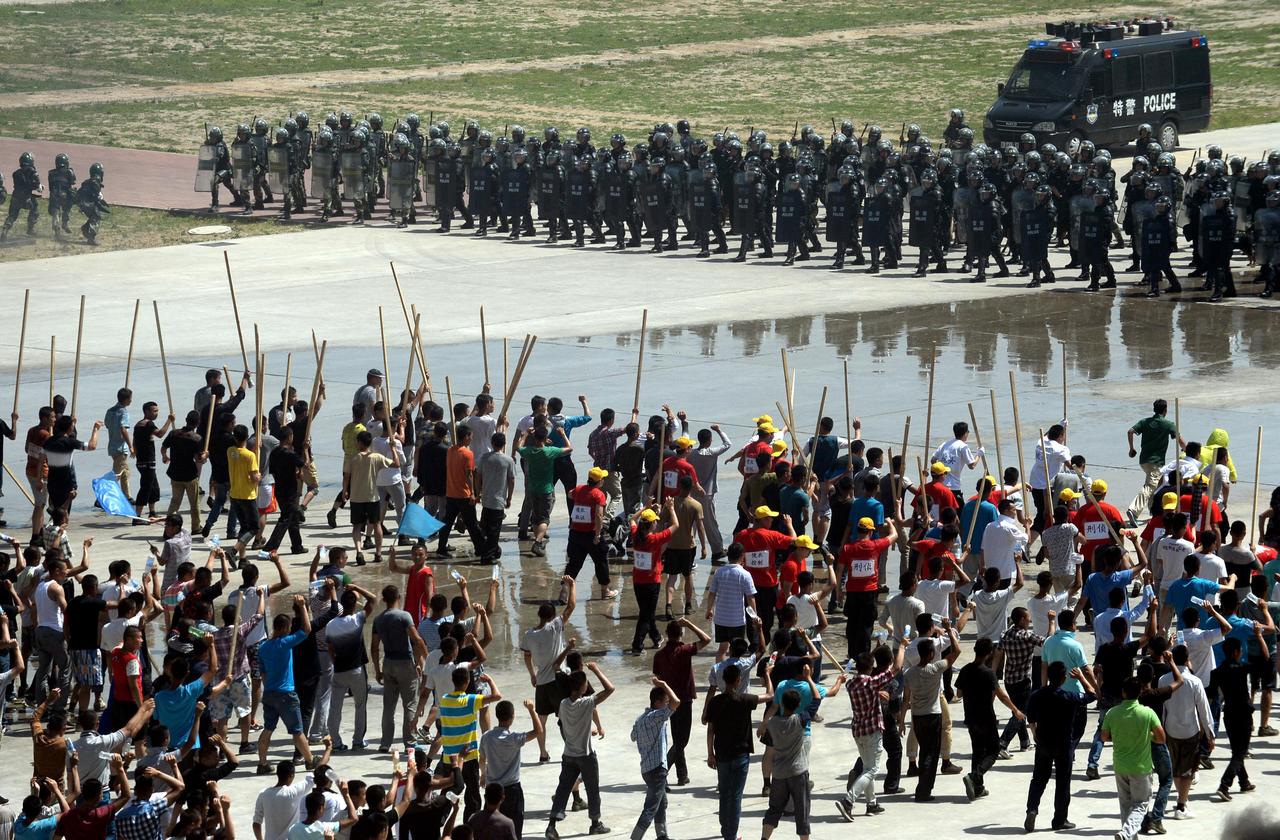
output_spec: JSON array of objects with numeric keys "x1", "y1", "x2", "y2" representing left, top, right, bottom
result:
[
  {"x1": 630, "y1": 706, "x2": 673, "y2": 772},
  {"x1": 709, "y1": 564, "x2": 757, "y2": 627},
  {"x1": 439, "y1": 692, "x2": 486, "y2": 762}
]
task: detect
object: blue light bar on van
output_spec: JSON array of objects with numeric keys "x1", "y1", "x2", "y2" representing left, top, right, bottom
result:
[
  {"x1": 1190, "y1": 36, "x2": 1207, "y2": 47},
  {"x1": 1028, "y1": 39, "x2": 1050, "y2": 47},
  {"x1": 1103, "y1": 48, "x2": 1118, "y2": 59}
]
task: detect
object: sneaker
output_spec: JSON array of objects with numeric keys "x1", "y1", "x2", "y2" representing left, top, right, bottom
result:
[
  {"x1": 1050, "y1": 821, "x2": 1076, "y2": 831},
  {"x1": 941, "y1": 761, "x2": 963, "y2": 775},
  {"x1": 1086, "y1": 765, "x2": 1101, "y2": 780},
  {"x1": 906, "y1": 761, "x2": 919, "y2": 777},
  {"x1": 571, "y1": 797, "x2": 587, "y2": 812},
  {"x1": 1240, "y1": 782, "x2": 1256, "y2": 793},
  {"x1": 1258, "y1": 725, "x2": 1278, "y2": 737},
  {"x1": 327, "y1": 509, "x2": 338, "y2": 529},
  {"x1": 1214, "y1": 788, "x2": 1232, "y2": 802},
  {"x1": 1024, "y1": 812, "x2": 1036, "y2": 834},
  {"x1": 544, "y1": 827, "x2": 559, "y2": 840},
  {"x1": 352, "y1": 740, "x2": 369, "y2": 750},
  {"x1": 963, "y1": 774, "x2": 977, "y2": 801},
  {"x1": 1198, "y1": 755, "x2": 1214, "y2": 770},
  {"x1": 238, "y1": 742, "x2": 255, "y2": 755},
  {"x1": 866, "y1": 803, "x2": 885, "y2": 816},
  {"x1": 1148, "y1": 819, "x2": 1166, "y2": 835},
  {"x1": 588, "y1": 823, "x2": 609, "y2": 835},
  {"x1": 835, "y1": 800, "x2": 855, "y2": 822},
  {"x1": 998, "y1": 749, "x2": 1012, "y2": 760},
  {"x1": 256, "y1": 763, "x2": 273, "y2": 776}
]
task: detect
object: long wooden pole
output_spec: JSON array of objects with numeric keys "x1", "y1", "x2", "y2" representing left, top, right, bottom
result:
[
  {"x1": 224, "y1": 251, "x2": 250, "y2": 372},
  {"x1": 807, "y1": 387, "x2": 829, "y2": 473},
  {"x1": 633, "y1": 309, "x2": 648, "y2": 415},
  {"x1": 378, "y1": 308, "x2": 393, "y2": 421},
  {"x1": 48, "y1": 336, "x2": 55, "y2": 408},
  {"x1": 1061, "y1": 342, "x2": 1068, "y2": 422},
  {"x1": 1173, "y1": 398, "x2": 1183, "y2": 499},
  {"x1": 895, "y1": 417, "x2": 912, "y2": 520},
  {"x1": 962, "y1": 405, "x2": 992, "y2": 551},
  {"x1": 389, "y1": 261, "x2": 414, "y2": 337},
  {"x1": 1009, "y1": 371, "x2": 1028, "y2": 526},
  {"x1": 1037, "y1": 427, "x2": 1054, "y2": 527},
  {"x1": 408, "y1": 304, "x2": 432, "y2": 401},
  {"x1": 310, "y1": 330, "x2": 324, "y2": 389},
  {"x1": 498, "y1": 335, "x2": 536, "y2": 423},
  {"x1": 989, "y1": 389, "x2": 1005, "y2": 489},
  {"x1": 152, "y1": 302, "x2": 173, "y2": 416},
  {"x1": 305, "y1": 341, "x2": 327, "y2": 451},
  {"x1": 12, "y1": 289, "x2": 28, "y2": 415},
  {"x1": 253, "y1": 355, "x2": 265, "y2": 460},
  {"x1": 202, "y1": 395, "x2": 220, "y2": 456},
  {"x1": 445, "y1": 376, "x2": 456, "y2": 444},
  {"x1": 225, "y1": 592, "x2": 244, "y2": 678},
  {"x1": 253, "y1": 323, "x2": 260, "y2": 382},
  {"x1": 923, "y1": 350, "x2": 937, "y2": 459},
  {"x1": 70, "y1": 296, "x2": 85, "y2": 418},
  {"x1": 842, "y1": 358, "x2": 853, "y2": 450},
  {"x1": 1251, "y1": 427, "x2": 1264, "y2": 550},
  {"x1": 967, "y1": 403, "x2": 991, "y2": 479},
  {"x1": 480, "y1": 307, "x2": 490, "y2": 387},
  {"x1": 502, "y1": 338, "x2": 509, "y2": 398},
  {"x1": 124, "y1": 299, "x2": 140, "y2": 390},
  {"x1": 402, "y1": 314, "x2": 420, "y2": 414},
  {"x1": 2, "y1": 462, "x2": 35, "y2": 506},
  {"x1": 281, "y1": 353, "x2": 293, "y2": 425}
]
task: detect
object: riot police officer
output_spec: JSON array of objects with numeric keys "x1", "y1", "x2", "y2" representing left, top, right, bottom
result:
[
  {"x1": 203, "y1": 127, "x2": 243, "y2": 210},
  {"x1": 47, "y1": 153, "x2": 77, "y2": 237},
  {"x1": 1, "y1": 152, "x2": 40, "y2": 241},
  {"x1": 429, "y1": 139, "x2": 457, "y2": 232},
  {"x1": 502, "y1": 146, "x2": 534, "y2": 239},
  {"x1": 313, "y1": 127, "x2": 342, "y2": 222},
  {"x1": 943, "y1": 109, "x2": 968, "y2": 148},
  {"x1": 687, "y1": 154, "x2": 727, "y2": 257},
  {"x1": 862, "y1": 177, "x2": 892, "y2": 273},
  {"x1": 1257, "y1": 190, "x2": 1280, "y2": 298},
  {"x1": 1080, "y1": 182, "x2": 1117, "y2": 291},
  {"x1": 604, "y1": 151, "x2": 640, "y2": 250},
  {"x1": 1021, "y1": 185, "x2": 1056, "y2": 288},
  {"x1": 969, "y1": 182, "x2": 1008, "y2": 283},
  {"x1": 448, "y1": 143, "x2": 474, "y2": 229},
  {"x1": 250, "y1": 117, "x2": 273, "y2": 206},
  {"x1": 1142, "y1": 194, "x2": 1180, "y2": 297},
  {"x1": 469, "y1": 147, "x2": 500, "y2": 236},
  {"x1": 536, "y1": 147, "x2": 565, "y2": 242},
  {"x1": 385, "y1": 133, "x2": 417, "y2": 228},
  {"x1": 776, "y1": 172, "x2": 808, "y2": 265},
  {"x1": 1201, "y1": 191, "x2": 1236, "y2": 301},
  {"x1": 75, "y1": 162, "x2": 108, "y2": 245},
  {"x1": 826, "y1": 164, "x2": 863, "y2": 269},
  {"x1": 564, "y1": 154, "x2": 599, "y2": 247},
  {"x1": 908, "y1": 168, "x2": 944, "y2": 276},
  {"x1": 638, "y1": 157, "x2": 674, "y2": 253},
  {"x1": 268, "y1": 127, "x2": 295, "y2": 220},
  {"x1": 732, "y1": 161, "x2": 772, "y2": 261},
  {"x1": 367, "y1": 113, "x2": 387, "y2": 198}
]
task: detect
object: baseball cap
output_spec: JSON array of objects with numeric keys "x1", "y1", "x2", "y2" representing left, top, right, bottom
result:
[
  {"x1": 793, "y1": 535, "x2": 819, "y2": 550},
  {"x1": 639, "y1": 509, "x2": 659, "y2": 523},
  {"x1": 1160, "y1": 492, "x2": 1179, "y2": 510},
  {"x1": 753, "y1": 414, "x2": 774, "y2": 425},
  {"x1": 857, "y1": 516, "x2": 876, "y2": 531},
  {"x1": 758, "y1": 422, "x2": 779, "y2": 434},
  {"x1": 367, "y1": 368, "x2": 384, "y2": 378},
  {"x1": 930, "y1": 461, "x2": 950, "y2": 476},
  {"x1": 1058, "y1": 488, "x2": 1080, "y2": 502},
  {"x1": 673, "y1": 436, "x2": 695, "y2": 449},
  {"x1": 588, "y1": 466, "x2": 608, "y2": 482},
  {"x1": 1091, "y1": 478, "x2": 1108, "y2": 494},
  {"x1": 772, "y1": 440, "x2": 789, "y2": 456},
  {"x1": 1188, "y1": 473, "x2": 1209, "y2": 486},
  {"x1": 754, "y1": 505, "x2": 780, "y2": 519}
]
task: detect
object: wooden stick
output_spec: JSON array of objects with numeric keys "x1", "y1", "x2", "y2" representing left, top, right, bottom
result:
[
  {"x1": 633, "y1": 309, "x2": 648, "y2": 415},
  {"x1": 152, "y1": 302, "x2": 173, "y2": 416},
  {"x1": 253, "y1": 323, "x2": 260, "y2": 381},
  {"x1": 281, "y1": 353, "x2": 293, "y2": 425},
  {"x1": 989, "y1": 389, "x2": 1005, "y2": 489},
  {"x1": 202, "y1": 395, "x2": 220, "y2": 456},
  {"x1": 224, "y1": 251, "x2": 250, "y2": 372},
  {"x1": 310, "y1": 330, "x2": 324, "y2": 387},
  {"x1": 378, "y1": 307, "x2": 393, "y2": 420},
  {"x1": 402, "y1": 314, "x2": 420, "y2": 415},
  {"x1": 445, "y1": 376, "x2": 456, "y2": 445},
  {"x1": 2, "y1": 462, "x2": 35, "y2": 506},
  {"x1": 895, "y1": 416, "x2": 912, "y2": 520},
  {"x1": 225, "y1": 591, "x2": 244, "y2": 677},
  {"x1": 817, "y1": 640, "x2": 846, "y2": 673},
  {"x1": 70, "y1": 295, "x2": 85, "y2": 419},
  {"x1": 915, "y1": 455, "x2": 930, "y2": 529},
  {"x1": 502, "y1": 338, "x2": 509, "y2": 398},
  {"x1": 497, "y1": 335, "x2": 536, "y2": 423},
  {"x1": 390, "y1": 261, "x2": 414, "y2": 337},
  {"x1": 48, "y1": 336, "x2": 55, "y2": 407},
  {"x1": 924, "y1": 350, "x2": 937, "y2": 458},
  {"x1": 254, "y1": 355, "x2": 265, "y2": 461},
  {"x1": 12, "y1": 289, "x2": 28, "y2": 415},
  {"x1": 807, "y1": 387, "x2": 829, "y2": 473},
  {"x1": 1251, "y1": 426, "x2": 1264, "y2": 550},
  {"x1": 408, "y1": 304, "x2": 432, "y2": 400},
  {"x1": 775, "y1": 401, "x2": 804, "y2": 468},
  {"x1": 967, "y1": 403, "x2": 991, "y2": 479},
  {"x1": 1173, "y1": 398, "x2": 1183, "y2": 499},
  {"x1": 842, "y1": 358, "x2": 853, "y2": 451},
  {"x1": 480, "y1": 307, "x2": 490, "y2": 387},
  {"x1": 1009, "y1": 371, "x2": 1028, "y2": 527},
  {"x1": 1060, "y1": 341, "x2": 1068, "y2": 422},
  {"x1": 961, "y1": 402, "x2": 992, "y2": 551},
  {"x1": 305, "y1": 341, "x2": 327, "y2": 451},
  {"x1": 1037, "y1": 427, "x2": 1053, "y2": 527},
  {"x1": 124, "y1": 299, "x2": 140, "y2": 390}
]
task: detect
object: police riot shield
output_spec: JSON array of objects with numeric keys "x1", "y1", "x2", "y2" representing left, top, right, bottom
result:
[
  {"x1": 388, "y1": 159, "x2": 416, "y2": 211},
  {"x1": 664, "y1": 161, "x2": 686, "y2": 219},
  {"x1": 536, "y1": 168, "x2": 560, "y2": 219},
  {"x1": 824, "y1": 187, "x2": 851, "y2": 243},
  {"x1": 1069, "y1": 194, "x2": 1092, "y2": 245},
  {"x1": 195, "y1": 144, "x2": 217, "y2": 193},
  {"x1": 952, "y1": 187, "x2": 974, "y2": 245},
  {"x1": 565, "y1": 171, "x2": 589, "y2": 221},
  {"x1": 908, "y1": 191, "x2": 936, "y2": 248},
  {"x1": 1233, "y1": 180, "x2": 1252, "y2": 234},
  {"x1": 1010, "y1": 188, "x2": 1034, "y2": 245},
  {"x1": 435, "y1": 162, "x2": 456, "y2": 210},
  {"x1": 1254, "y1": 208, "x2": 1280, "y2": 266},
  {"x1": 230, "y1": 144, "x2": 254, "y2": 191},
  {"x1": 775, "y1": 189, "x2": 803, "y2": 245},
  {"x1": 953, "y1": 148, "x2": 971, "y2": 171},
  {"x1": 309, "y1": 149, "x2": 333, "y2": 198},
  {"x1": 467, "y1": 165, "x2": 491, "y2": 217},
  {"x1": 267, "y1": 146, "x2": 290, "y2": 196},
  {"x1": 1130, "y1": 199, "x2": 1157, "y2": 242},
  {"x1": 862, "y1": 197, "x2": 888, "y2": 248},
  {"x1": 422, "y1": 158, "x2": 439, "y2": 207},
  {"x1": 603, "y1": 171, "x2": 630, "y2": 224},
  {"x1": 640, "y1": 177, "x2": 666, "y2": 232},
  {"x1": 731, "y1": 172, "x2": 755, "y2": 236},
  {"x1": 687, "y1": 169, "x2": 711, "y2": 232},
  {"x1": 340, "y1": 151, "x2": 364, "y2": 200}
]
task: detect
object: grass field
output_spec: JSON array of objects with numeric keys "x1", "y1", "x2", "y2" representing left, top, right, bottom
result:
[
  {"x1": 0, "y1": 206, "x2": 297, "y2": 263},
  {"x1": 0, "y1": 0, "x2": 1276, "y2": 154}
]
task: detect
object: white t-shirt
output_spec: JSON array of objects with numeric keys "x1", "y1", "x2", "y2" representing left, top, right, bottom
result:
[
  {"x1": 372, "y1": 436, "x2": 405, "y2": 487},
  {"x1": 1194, "y1": 552, "x2": 1229, "y2": 589},
  {"x1": 423, "y1": 650, "x2": 457, "y2": 706},
  {"x1": 1029, "y1": 591, "x2": 1068, "y2": 640},
  {"x1": 1181, "y1": 626, "x2": 1223, "y2": 682},
  {"x1": 904, "y1": 633, "x2": 951, "y2": 668},
  {"x1": 1206, "y1": 463, "x2": 1231, "y2": 506},
  {"x1": 255, "y1": 780, "x2": 316, "y2": 840},
  {"x1": 916, "y1": 579, "x2": 955, "y2": 619},
  {"x1": 287, "y1": 821, "x2": 339, "y2": 840},
  {"x1": 787, "y1": 593, "x2": 822, "y2": 640},
  {"x1": 228, "y1": 585, "x2": 270, "y2": 646},
  {"x1": 1156, "y1": 537, "x2": 1196, "y2": 591},
  {"x1": 1028, "y1": 438, "x2": 1071, "y2": 490},
  {"x1": 101, "y1": 577, "x2": 142, "y2": 605},
  {"x1": 463, "y1": 414, "x2": 497, "y2": 459},
  {"x1": 931, "y1": 439, "x2": 975, "y2": 492},
  {"x1": 972, "y1": 587, "x2": 1015, "y2": 641},
  {"x1": 101, "y1": 614, "x2": 142, "y2": 654}
]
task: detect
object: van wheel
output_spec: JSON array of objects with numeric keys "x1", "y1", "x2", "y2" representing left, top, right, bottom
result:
[
  {"x1": 1064, "y1": 131, "x2": 1086, "y2": 156},
  {"x1": 1158, "y1": 120, "x2": 1179, "y2": 152}
]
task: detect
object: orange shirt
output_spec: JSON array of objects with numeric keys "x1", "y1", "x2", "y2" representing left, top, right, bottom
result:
[{"x1": 446, "y1": 445, "x2": 475, "y2": 500}]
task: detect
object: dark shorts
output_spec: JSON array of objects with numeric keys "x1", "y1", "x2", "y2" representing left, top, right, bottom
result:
[
  {"x1": 1168, "y1": 734, "x2": 1200, "y2": 777},
  {"x1": 262, "y1": 689, "x2": 304, "y2": 734},
  {"x1": 528, "y1": 492, "x2": 554, "y2": 527},
  {"x1": 534, "y1": 680, "x2": 564, "y2": 717},
  {"x1": 350, "y1": 501, "x2": 380, "y2": 526},
  {"x1": 715, "y1": 623, "x2": 747, "y2": 643},
  {"x1": 1249, "y1": 654, "x2": 1276, "y2": 692},
  {"x1": 246, "y1": 642, "x2": 263, "y2": 679},
  {"x1": 664, "y1": 548, "x2": 695, "y2": 578}
]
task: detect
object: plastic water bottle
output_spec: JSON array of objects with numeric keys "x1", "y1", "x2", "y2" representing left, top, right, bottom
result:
[
  {"x1": 491, "y1": 565, "x2": 500, "y2": 581},
  {"x1": 256, "y1": 550, "x2": 271, "y2": 561},
  {"x1": 208, "y1": 536, "x2": 221, "y2": 549},
  {"x1": 0, "y1": 533, "x2": 11, "y2": 543},
  {"x1": 451, "y1": 570, "x2": 465, "y2": 584},
  {"x1": 318, "y1": 546, "x2": 329, "y2": 562},
  {"x1": 144, "y1": 554, "x2": 156, "y2": 574}
]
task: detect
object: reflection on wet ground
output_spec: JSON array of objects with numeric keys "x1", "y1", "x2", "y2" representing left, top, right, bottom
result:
[{"x1": 69, "y1": 292, "x2": 1280, "y2": 670}]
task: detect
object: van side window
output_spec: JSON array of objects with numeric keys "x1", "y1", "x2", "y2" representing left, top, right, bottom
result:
[
  {"x1": 1089, "y1": 69, "x2": 1109, "y2": 97},
  {"x1": 1144, "y1": 51, "x2": 1174, "y2": 89},
  {"x1": 1174, "y1": 48, "x2": 1209, "y2": 85},
  {"x1": 1113, "y1": 56, "x2": 1142, "y2": 94}
]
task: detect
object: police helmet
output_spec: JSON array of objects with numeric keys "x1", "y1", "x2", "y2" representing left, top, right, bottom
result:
[
  {"x1": 54, "y1": 153, "x2": 69, "y2": 169},
  {"x1": 611, "y1": 133, "x2": 626, "y2": 148},
  {"x1": 284, "y1": 117, "x2": 298, "y2": 135},
  {"x1": 576, "y1": 127, "x2": 591, "y2": 144},
  {"x1": 979, "y1": 182, "x2": 995, "y2": 199},
  {"x1": 949, "y1": 108, "x2": 965, "y2": 123},
  {"x1": 1130, "y1": 171, "x2": 1148, "y2": 186},
  {"x1": 338, "y1": 111, "x2": 352, "y2": 126},
  {"x1": 1132, "y1": 156, "x2": 1149, "y2": 171},
  {"x1": 1154, "y1": 195, "x2": 1171, "y2": 212},
  {"x1": 325, "y1": 113, "x2": 340, "y2": 130},
  {"x1": 648, "y1": 156, "x2": 665, "y2": 170},
  {"x1": 874, "y1": 177, "x2": 888, "y2": 193},
  {"x1": 510, "y1": 125, "x2": 525, "y2": 142},
  {"x1": 670, "y1": 145, "x2": 685, "y2": 162},
  {"x1": 1207, "y1": 159, "x2": 1226, "y2": 178},
  {"x1": 545, "y1": 148, "x2": 562, "y2": 166},
  {"x1": 616, "y1": 151, "x2": 632, "y2": 170},
  {"x1": 1267, "y1": 190, "x2": 1280, "y2": 206},
  {"x1": 429, "y1": 137, "x2": 446, "y2": 154},
  {"x1": 481, "y1": 148, "x2": 497, "y2": 164},
  {"x1": 295, "y1": 112, "x2": 309, "y2": 129},
  {"x1": 428, "y1": 126, "x2": 442, "y2": 140},
  {"x1": 1144, "y1": 181, "x2": 1160, "y2": 198},
  {"x1": 760, "y1": 142, "x2": 773, "y2": 158},
  {"x1": 1035, "y1": 184, "x2": 1052, "y2": 200},
  {"x1": 676, "y1": 119, "x2": 691, "y2": 135},
  {"x1": 352, "y1": 128, "x2": 368, "y2": 144},
  {"x1": 878, "y1": 139, "x2": 892, "y2": 153},
  {"x1": 810, "y1": 135, "x2": 825, "y2": 151},
  {"x1": 478, "y1": 130, "x2": 492, "y2": 145},
  {"x1": 839, "y1": 165, "x2": 855, "y2": 182},
  {"x1": 207, "y1": 126, "x2": 223, "y2": 144},
  {"x1": 700, "y1": 154, "x2": 716, "y2": 172},
  {"x1": 317, "y1": 128, "x2": 334, "y2": 146},
  {"x1": 254, "y1": 118, "x2": 269, "y2": 134},
  {"x1": 368, "y1": 113, "x2": 383, "y2": 130},
  {"x1": 447, "y1": 142, "x2": 461, "y2": 158},
  {"x1": 274, "y1": 127, "x2": 289, "y2": 143},
  {"x1": 867, "y1": 125, "x2": 882, "y2": 140},
  {"x1": 958, "y1": 127, "x2": 974, "y2": 144},
  {"x1": 465, "y1": 120, "x2": 479, "y2": 137},
  {"x1": 236, "y1": 123, "x2": 251, "y2": 138},
  {"x1": 1071, "y1": 164, "x2": 1087, "y2": 180},
  {"x1": 437, "y1": 121, "x2": 450, "y2": 138},
  {"x1": 1157, "y1": 153, "x2": 1175, "y2": 170},
  {"x1": 1019, "y1": 132, "x2": 1036, "y2": 148},
  {"x1": 784, "y1": 173, "x2": 801, "y2": 189},
  {"x1": 1078, "y1": 140, "x2": 1096, "y2": 159},
  {"x1": 495, "y1": 136, "x2": 510, "y2": 153},
  {"x1": 778, "y1": 140, "x2": 793, "y2": 157},
  {"x1": 1039, "y1": 143, "x2": 1057, "y2": 158},
  {"x1": 727, "y1": 139, "x2": 741, "y2": 154},
  {"x1": 920, "y1": 168, "x2": 937, "y2": 185},
  {"x1": 1212, "y1": 190, "x2": 1230, "y2": 206},
  {"x1": 1024, "y1": 151, "x2": 1042, "y2": 168},
  {"x1": 1024, "y1": 172, "x2": 1041, "y2": 189},
  {"x1": 1137, "y1": 123, "x2": 1153, "y2": 137},
  {"x1": 907, "y1": 124, "x2": 921, "y2": 140},
  {"x1": 1002, "y1": 146, "x2": 1018, "y2": 164},
  {"x1": 1228, "y1": 155, "x2": 1245, "y2": 173},
  {"x1": 652, "y1": 131, "x2": 669, "y2": 147},
  {"x1": 1206, "y1": 144, "x2": 1223, "y2": 160},
  {"x1": 544, "y1": 126, "x2": 558, "y2": 143},
  {"x1": 513, "y1": 146, "x2": 528, "y2": 162},
  {"x1": 89, "y1": 162, "x2": 103, "y2": 181},
  {"x1": 841, "y1": 120, "x2": 854, "y2": 136}
]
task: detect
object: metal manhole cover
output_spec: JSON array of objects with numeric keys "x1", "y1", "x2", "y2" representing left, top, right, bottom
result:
[{"x1": 187, "y1": 224, "x2": 233, "y2": 236}]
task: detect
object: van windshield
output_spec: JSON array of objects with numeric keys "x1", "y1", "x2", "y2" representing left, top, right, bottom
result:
[{"x1": 1004, "y1": 57, "x2": 1085, "y2": 102}]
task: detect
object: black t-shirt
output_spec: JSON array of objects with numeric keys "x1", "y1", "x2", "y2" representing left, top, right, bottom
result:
[
  {"x1": 180, "y1": 583, "x2": 225, "y2": 620},
  {"x1": 209, "y1": 431, "x2": 235, "y2": 482},
  {"x1": 67, "y1": 594, "x2": 106, "y2": 650},
  {"x1": 419, "y1": 439, "x2": 450, "y2": 494},
  {"x1": 612, "y1": 441, "x2": 646, "y2": 481},
  {"x1": 163, "y1": 430, "x2": 203, "y2": 482},
  {"x1": 400, "y1": 798, "x2": 453, "y2": 840},
  {"x1": 1210, "y1": 660, "x2": 1251, "y2": 712},
  {"x1": 42, "y1": 435, "x2": 85, "y2": 485},
  {"x1": 827, "y1": 495, "x2": 854, "y2": 551},
  {"x1": 134, "y1": 420, "x2": 158, "y2": 465},
  {"x1": 269, "y1": 448, "x2": 305, "y2": 503},
  {"x1": 1095, "y1": 641, "x2": 1142, "y2": 701},
  {"x1": 707, "y1": 691, "x2": 761, "y2": 759},
  {"x1": 956, "y1": 662, "x2": 999, "y2": 727}
]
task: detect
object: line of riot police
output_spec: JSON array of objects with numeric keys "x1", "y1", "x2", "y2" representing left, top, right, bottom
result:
[{"x1": 0, "y1": 151, "x2": 110, "y2": 245}]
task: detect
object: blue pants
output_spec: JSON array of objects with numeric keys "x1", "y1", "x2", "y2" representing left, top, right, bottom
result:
[
  {"x1": 716, "y1": 754, "x2": 750, "y2": 840},
  {"x1": 1149, "y1": 742, "x2": 1172, "y2": 823},
  {"x1": 1088, "y1": 697, "x2": 1116, "y2": 769}
]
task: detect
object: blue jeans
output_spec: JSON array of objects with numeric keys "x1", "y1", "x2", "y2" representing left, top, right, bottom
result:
[
  {"x1": 1088, "y1": 697, "x2": 1116, "y2": 769},
  {"x1": 205, "y1": 481, "x2": 238, "y2": 537},
  {"x1": 716, "y1": 754, "x2": 750, "y2": 840},
  {"x1": 1149, "y1": 742, "x2": 1172, "y2": 823}
]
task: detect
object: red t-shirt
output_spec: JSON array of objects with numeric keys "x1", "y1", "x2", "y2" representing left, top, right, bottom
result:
[
  {"x1": 1140, "y1": 516, "x2": 1196, "y2": 546},
  {"x1": 842, "y1": 537, "x2": 893, "y2": 593},
  {"x1": 776, "y1": 556, "x2": 809, "y2": 607},
  {"x1": 911, "y1": 538, "x2": 955, "y2": 580},
  {"x1": 109, "y1": 647, "x2": 142, "y2": 703},
  {"x1": 661, "y1": 456, "x2": 698, "y2": 499},
  {"x1": 56, "y1": 803, "x2": 115, "y2": 840},
  {"x1": 632, "y1": 526, "x2": 673, "y2": 585},
  {"x1": 569, "y1": 485, "x2": 608, "y2": 532},
  {"x1": 742, "y1": 441, "x2": 773, "y2": 475},
  {"x1": 404, "y1": 564, "x2": 434, "y2": 623},
  {"x1": 25, "y1": 426, "x2": 51, "y2": 479},
  {"x1": 914, "y1": 482, "x2": 958, "y2": 520},
  {"x1": 733, "y1": 527, "x2": 795, "y2": 588},
  {"x1": 1071, "y1": 501, "x2": 1124, "y2": 564},
  {"x1": 1180, "y1": 494, "x2": 1223, "y2": 530},
  {"x1": 445, "y1": 445, "x2": 475, "y2": 500}
]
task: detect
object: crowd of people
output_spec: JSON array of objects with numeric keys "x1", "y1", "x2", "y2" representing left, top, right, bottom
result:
[
  {"x1": 195, "y1": 111, "x2": 1280, "y2": 298},
  {"x1": 2, "y1": 351, "x2": 1280, "y2": 840}
]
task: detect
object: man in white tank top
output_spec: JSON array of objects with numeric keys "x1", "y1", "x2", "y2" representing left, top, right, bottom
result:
[{"x1": 31, "y1": 557, "x2": 71, "y2": 710}]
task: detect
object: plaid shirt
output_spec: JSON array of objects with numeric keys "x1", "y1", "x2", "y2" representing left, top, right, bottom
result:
[
  {"x1": 630, "y1": 705, "x2": 673, "y2": 772},
  {"x1": 114, "y1": 796, "x2": 172, "y2": 840},
  {"x1": 845, "y1": 668, "x2": 896, "y2": 737},
  {"x1": 213, "y1": 615, "x2": 263, "y2": 681},
  {"x1": 998, "y1": 625, "x2": 1043, "y2": 685},
  {"x1": 587, "y1": 425, "x2": 627, "y2": 469}
]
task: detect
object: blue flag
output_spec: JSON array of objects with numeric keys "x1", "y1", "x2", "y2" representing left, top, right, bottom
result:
[
  {"x1": 91, "y1": 471, "x2": 146, "y2": 521},
  {"x1": 398, "y1": 502, "x2": 445, "y2": 541}
]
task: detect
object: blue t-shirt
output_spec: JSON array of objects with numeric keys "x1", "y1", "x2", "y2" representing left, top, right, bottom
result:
[
  {"x1": 14, "y1": 815, "x2": 58, "y2": 840},
  {"x1": 257, "y1": 630, "x2": 307, "y2": 692},
  {"x1": 774, "y1": 678, "x2": 828, "y2": 734},
  {"x1": 548, "y1": 414, "x2": 591, "y2": 448},
  {"x1": 155, "y1": 678, "x2": 205, "y2": 748},
  {"x1": 1082, "y1": 570, "x2": 1134, "y2": 613},
  {"x1": 1165, "y1": 577, "x2": 1219, "y2": 629},
  {"x1": 779, "y1": 484, "x2": 812, "y2": 526},
  {"x1": 1213, "y1": 615, "x2": 1257, "y2": 666},
  {"x1": 849, "y1": 496, "x2": 885, "y2": 533},
  {"x1": 809, "y1": 435, "x2": 842, "y2": 481},
  {"x1": 959, "y1": 500, "x2": 998, "y2": 552}
]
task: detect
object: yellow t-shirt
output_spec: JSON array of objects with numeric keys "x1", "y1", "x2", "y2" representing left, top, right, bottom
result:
[
  {"x1": 228, "y1": 446, "x2": 259, "y2": 501},
  {"x1": 341, "y1": 421, "x2": 367, "y2": 458}
]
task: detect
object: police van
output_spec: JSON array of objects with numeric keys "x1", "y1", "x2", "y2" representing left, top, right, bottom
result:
[{"x1": 983, "y1": 19, "x2": 1211, "y2": 153}]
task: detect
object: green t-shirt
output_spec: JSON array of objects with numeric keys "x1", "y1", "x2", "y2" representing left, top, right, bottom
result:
[
  {"x1": 1264, "y1": 558, "x2": 1280, "y2": 599},
  {"x1": 1131, "y1": 415, "x2": 1177, "y2": 466},
  {"x1": 1103, "y1": 700, "x2": 1161, "y2": 775},
  {"x1": 517, "y1": 445, "x2": 566, "y2": 495}
]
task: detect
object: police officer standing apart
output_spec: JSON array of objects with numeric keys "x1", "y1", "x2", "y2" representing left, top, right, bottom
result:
[{"x1": 1, "y1": 152, "x2": 41, "y2": 241}]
